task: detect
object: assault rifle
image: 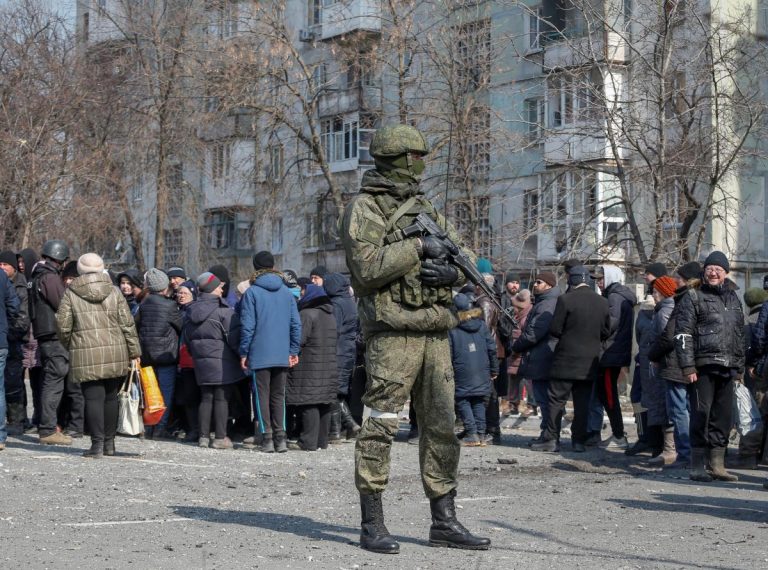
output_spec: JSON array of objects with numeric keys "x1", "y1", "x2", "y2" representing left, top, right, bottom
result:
[{"x1": 396, "y1": 213, "x2": 518, "y2": 329}]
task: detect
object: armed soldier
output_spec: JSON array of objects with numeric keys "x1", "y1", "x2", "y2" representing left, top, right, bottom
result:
[{"x1": 340, "y1": 124, "x2": 490, "y2": 554}]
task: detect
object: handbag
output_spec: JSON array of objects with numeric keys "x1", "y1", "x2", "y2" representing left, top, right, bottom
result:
[
  {"x1": 117, "y1": 365, "x2": 144, "y2": 436},
  {"x1": 139, "y1": 365, "x2": 167, "y2": 426},
  {"x1": 733, "y1": 381, "x2": 763, "y2": 437}
]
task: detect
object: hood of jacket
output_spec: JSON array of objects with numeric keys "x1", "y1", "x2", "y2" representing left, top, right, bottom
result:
[
  {"x1": 299, "y1": 284, "x2": 333, "y2": 313},
  {"x1": 31, "y1": 258, "x2": 59, "y2": 279},
  {"x1": 19, "y1": 248, "x2": 39, "y2": 280},
  {"x1": 323, "y1": 273, "x2": 351, "y2": 299},
  {"x1": 457, "y1": 308, "x2": 484, "y2": 332},
  {"x1": 253, "y1": 271, "x2": 285, "y2": 293},
  {"x1": 606, "y1": 282, "x2": 637, "y2": 305},
  {"x1": 69, "y1": 272, "x2": 114, "y2": 303},
  {"x1": 360, "y1": 168, "x2": 422, "y2": 200},
  {"x1": 602, "y1": 265, "x2": 625, "y2": 289},
  {"x1": 186, "y1": 293, "x2": 226, "y2": 325},
  {"x1": 534, "y1": 285, "x2": 561, "y2": 303}
]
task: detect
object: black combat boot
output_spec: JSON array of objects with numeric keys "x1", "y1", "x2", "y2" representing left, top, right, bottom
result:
[
  {"x1": 339, "y1": 399, "x2": 361, "y2": 439},
  {"x1": 625, "y1": 411, "x2": 652, "y2": 456},
  {"x1": 103, "y1": 438, "x2": 115, "y2": 456},
  {"x1": 359, "y1": 493, "x2": 399, "y2": 554},
  {"x1": 428, "y1": 490, "x2": 491, "y2": 550},
  {"x1": 274, "y1": 431, "x2": 288, "y2": 453},
  {"x1": 83, "y1": 439, "x2": 103, "y2": 459}
]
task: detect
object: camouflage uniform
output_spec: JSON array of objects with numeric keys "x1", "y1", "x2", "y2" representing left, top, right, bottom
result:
[{"x1": 341, "y1": 160, "x2": 468, "y2": 499}]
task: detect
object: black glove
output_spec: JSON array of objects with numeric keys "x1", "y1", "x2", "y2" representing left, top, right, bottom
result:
[
  {"x1": 418, "y1": 236, "x2": 450, "y2": 259},
  {"x1": 419, "y1": 260, "x2": 459, "y2": 287}
]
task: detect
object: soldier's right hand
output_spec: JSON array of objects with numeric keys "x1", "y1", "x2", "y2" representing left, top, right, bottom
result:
[{"x1": 417, "y1": 236, "x2": 449, "y2": 259}]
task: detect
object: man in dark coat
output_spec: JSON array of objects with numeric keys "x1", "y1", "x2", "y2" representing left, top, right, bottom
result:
[
  {"x1": 0, "y1": 251, "x2": 29, "y2": 436},
  {"x1": 323, "y1": 273, "x2": 361, "y2": 441},
  {"x1": 29, "y1": 240, "x2": 81, "y2": 446},
  {"x1": 510, "y1": 272, "x2": 560, "y2": 441},
  {"x1": 532, "y1": 266, "x2": 611, "y2": 452},
  {"x1": 286, "y1": 284, "x2": 338, "y2": 451},
  {"x1": 675, "y1": 251, "x2": 744, "y2": 482},
  {"x1": 590, "y1": 265, "x2": 636, "y2": 449}
]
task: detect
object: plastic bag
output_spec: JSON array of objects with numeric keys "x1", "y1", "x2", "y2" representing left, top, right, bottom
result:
[
  {"x1": 139, "y1": 365, "x2": 166, "y2": 426},
  {"x1": 733, "y1": 382, "x2": 763, "y2": 437},
  {"x1": 117, "y1": 366, "x2": 144, "y2": 436}
]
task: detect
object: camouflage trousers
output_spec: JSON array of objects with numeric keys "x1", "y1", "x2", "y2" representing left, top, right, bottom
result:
[{"x1": 355, "y1": 330, "x2": 460, "y2": 499}]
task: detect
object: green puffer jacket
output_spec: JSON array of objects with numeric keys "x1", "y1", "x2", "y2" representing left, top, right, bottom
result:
[{"x1": 57, "y1": 272, "x2": 141, "y2": 383}]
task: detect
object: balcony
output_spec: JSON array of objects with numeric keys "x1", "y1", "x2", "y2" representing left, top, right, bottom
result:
[
  {"x1": 318, "y1": 85, "x2": 381, "y2": 116},
  {"x1": 543, "y1": 129, "x2": 618, "y2": 164},
  {"x1": 542, "y1": 31, "x2": 628, "y2": 70},
  {"x1": 319, "y1": 0, "x2": 381, "y2": 41}
]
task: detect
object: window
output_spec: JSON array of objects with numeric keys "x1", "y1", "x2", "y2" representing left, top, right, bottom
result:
[
  {"x1": 312, "y1": 63, "x2": 328, "y2": 89},
  {"x1": 661, "y1": 181, "x2": 684, "y2": 229},
  {"x1": 320, "y1": 116, "x2": 358, "y2": 162},
  {"x1": 269, "y1": 145, "x2": 283, "y2": 182},
  {"x1": 358, "y1": 113, "x2": 378, "y2": 165},
  {"x1": 305, "y1": 213, "x2": 318, "y2": 248},
  {"x1": 208, "y1": 1, "x2": 238, "y2": 39},
  {"x1": 131, "y1": 182, "x2": 143, "y2": 202},
  {"x1": 402, "y1": 47, "x2": 414, "y2": 78},
  {"x1": 452, "y1": 197, "x2": 491, "y2": 258},
  {"x1": 204, "y1": 209, "x2": 253, "y2": 251},
  {"x1": 456, "y1": 19, "x2": 491, "y2": 92},
  {"x1": 539, "y1": 171, "x2": 599, "y2": 252},
  {"x1": 465, "y1": 108, "x2": 491, "y2": 181},
  {"x1": 82, "y1": 12, "x2": 89, "y2": 42},
  {"x1": 163, "y1": 229, "x2": 182, "y2": 268},
  {"x1": 664, "y1": 71, "x2": 687, "y2": 119},
  {"x1": 523, "y1": 188, "x2": 538, "y2": 233},
  {"x1": 271, "y1": 218, "x2": 284, "y2": 253},
  {"x1": 548, "y1": 70, "x2": 603, "y2": 127},
  {"x1": 524, "y1": 98, "x2": 545, "y2": 141},
  {"x1": 309, "y1": 0, "x2": 322, "y2": 27},
  {"x1": 211, "y1": 141, "x2": 232, "y2": 182},
  {"x1": 526, "y1": 7, "x2": 543, "y2": 50},
  {"x1": 97, "y1": 0, "x2": 107, "y2": 17}
]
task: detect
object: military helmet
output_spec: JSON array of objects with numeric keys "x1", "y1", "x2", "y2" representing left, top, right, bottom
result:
[
  {"x1": 41, "y1": 239, "x2": 70, "y2": 262},
  {"x1": 369, "y1": 125, "x2": 429, "y2": 159}
]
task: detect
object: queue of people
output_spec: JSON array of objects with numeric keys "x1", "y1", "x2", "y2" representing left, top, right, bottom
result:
[{"x1": 1, "y1": 241, "x2": 767, "y2": 489}]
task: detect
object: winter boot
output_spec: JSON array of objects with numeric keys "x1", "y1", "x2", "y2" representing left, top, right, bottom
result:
[
  {"x1": 625, "y1": 411, "x2": 652, "y2": 455},
  {"x1": 359, "y1": 493, "x2": 399, "y2": 554},
  {"x1": 339, "y1": 399, "x2": 361, "y2": 439},
  {"x1": 6, "y1": 403, "x2": 26, "y2": 436},
  {"x1": 328, "y1": 402, "x2": 343, "y2": 444},
  {"x1": 428, "y1": 490, "x2": 491, "y2": 550},
  {"x1": 689, "y1": 447, "x2": 713, "y2": 482},
  {"x1": 260, "y1": 434, "x2": 275, "y2": 453},
  {"x1": 103, "y1": 439, "x2": 115, "y2": 457},
  {"x1": 648, "y1": 427, "x2": 678, "y2": 466},
  {"x1": 83, "y1": 439, "x2": 103, "y2": 459},
  {"x1": 709, "y1": 447, "x2": 738, "y2": 482},
  {"x1": 274, "y1": 431, "x2": 288, "y2": 453}
]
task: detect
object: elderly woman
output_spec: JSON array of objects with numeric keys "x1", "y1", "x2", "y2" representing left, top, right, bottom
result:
[{"x1": 56, "y1": 254, "x2": 141, "y2": 458}]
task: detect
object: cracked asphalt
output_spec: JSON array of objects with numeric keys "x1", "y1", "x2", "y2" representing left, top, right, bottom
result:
[{"x1": 1, "y1": 416, "x2": 767, "y2": 569}]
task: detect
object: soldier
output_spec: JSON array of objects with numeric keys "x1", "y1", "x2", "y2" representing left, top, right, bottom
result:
[{"x1": 340, "y1": 124, "x2": 490, "y2": 554}]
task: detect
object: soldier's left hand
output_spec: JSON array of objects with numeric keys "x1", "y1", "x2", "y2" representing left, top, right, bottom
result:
[{"x1": 419, "y1": 260, "x2": 459, "y2": 286}]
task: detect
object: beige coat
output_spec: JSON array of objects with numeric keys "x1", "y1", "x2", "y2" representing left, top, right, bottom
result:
[{"x1": 57, "y1": 272, "x2": 141, "y2": 383}]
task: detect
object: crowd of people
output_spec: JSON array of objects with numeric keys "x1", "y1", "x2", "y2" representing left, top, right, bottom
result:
[{"x1": 0, "y1": 240, "x2": 766, "y2": 488}]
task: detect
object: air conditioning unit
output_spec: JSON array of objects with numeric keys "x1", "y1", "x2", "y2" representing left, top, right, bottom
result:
[{"x1": 299, "y1": 29, "x2": 316, "y2": 42}]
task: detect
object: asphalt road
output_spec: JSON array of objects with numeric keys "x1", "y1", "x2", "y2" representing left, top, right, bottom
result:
[{"x1": 1, "y1": 417, "x2": 766, "y2": 569}]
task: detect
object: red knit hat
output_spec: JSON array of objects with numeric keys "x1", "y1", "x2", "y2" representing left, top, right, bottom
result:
[{"x1": 653, "y1": 275, "x2": 677, "y2": 298}]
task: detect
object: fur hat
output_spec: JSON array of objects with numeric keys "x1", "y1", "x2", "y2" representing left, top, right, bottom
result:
[
  {"x1": 77, "y1": 253, "x2": 105, "y2": 275},
  {"x1": 145, "y1": 268, "x2": 169, "y2": 292},
  {"x1": 252, "y1": 251, "x2": 275, "y2": 270},
  {"x1": 196, "y1": 271, "x2": 222, "y2": 294},
  {"x1": 744, "y1": 287, "x2": 768, "y2": 308}
]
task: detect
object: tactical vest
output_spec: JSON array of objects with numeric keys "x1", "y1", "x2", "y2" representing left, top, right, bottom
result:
[{"x1": 372, "y1": 192, "x2": 454, "y2": 309}]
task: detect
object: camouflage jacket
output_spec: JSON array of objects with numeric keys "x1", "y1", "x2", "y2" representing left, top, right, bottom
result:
[{"x1": 340, "y1": 169, "x2": 467, "y2": 338}]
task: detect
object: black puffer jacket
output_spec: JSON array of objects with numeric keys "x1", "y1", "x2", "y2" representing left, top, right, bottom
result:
[
  {"x1": 674, "y1": 279, "x2": 745, "y2": 375},
  {"x1": 648, "y1": 285, "x2": 690, "y2": 383},
  {"x1": 600, "y1": 282, "x2": 637, "y2": 367},
  {"x1": 135, "y1": 293, "x2": 182, "y2": 366},
  {"x1": 511, "y1": 286, "x2": 560, "y2": 381},
  {"x1": 8, "y1": 271, "x2": 29, "y2": 342},
  {"x1": 286, "y1": 286, "x2": 338, "y2": 406},
  {"x1": 323, "y1": 273, "x2": 358, "y2": 396},
  {"x1": 183, "y1": 293, "x2": 243, "y2": 386}
]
